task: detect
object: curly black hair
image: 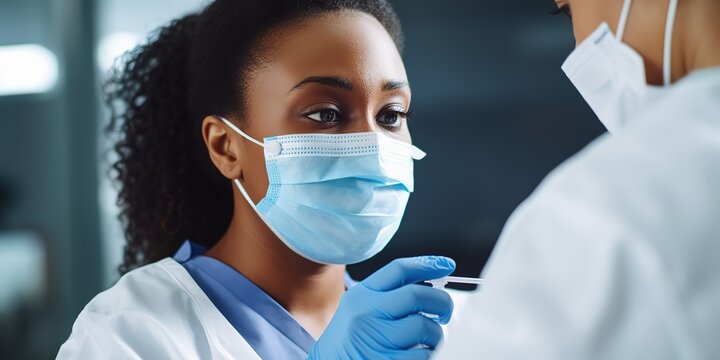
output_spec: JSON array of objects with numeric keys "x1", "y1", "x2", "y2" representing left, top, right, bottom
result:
[{"x1": 106, "y1": 0, "x2": 404, "y2": 274}]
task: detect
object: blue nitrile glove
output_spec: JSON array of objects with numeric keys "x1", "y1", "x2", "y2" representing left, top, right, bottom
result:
[{"x1": 308, "y1": 256, "x2": 456, "y2": 360}]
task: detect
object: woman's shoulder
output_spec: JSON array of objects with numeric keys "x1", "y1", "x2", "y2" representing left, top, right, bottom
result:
[
  {"x1": 57, "y1": 258, "x2": 221, "y2": 359},
  {"x1": 85, "y1": 258, "x2": 193, "y2": 315},
  {"x1": 71, "y1": 258, "x2": 200, "y2": 323},
  {"x1": 59, "y1": 257, "x2": 262, "y2": 359}
]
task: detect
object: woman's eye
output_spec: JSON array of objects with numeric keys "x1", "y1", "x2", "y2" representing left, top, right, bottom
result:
[
  {"x1": 306, "y1": 109, "x2": 340, "y2": 124},
  {"x1": 377, "y1": 110, "x2": 409, "y2": 128}
]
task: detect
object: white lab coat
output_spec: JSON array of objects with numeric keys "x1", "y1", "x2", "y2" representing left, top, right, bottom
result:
[
  {"x1": 57, "y1": 258, "x2": 262, "y2": 359},
  {"x1": 56, "y1": 255, "x2": 473, "y2": 359},
  {"x1": 434, "y1": 67, "x2": 720, "y2": 359}
]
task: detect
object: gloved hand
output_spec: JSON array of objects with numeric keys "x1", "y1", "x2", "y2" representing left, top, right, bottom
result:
[{"x1": 308, "y1": 256, "x2": 456, "y2": 360}]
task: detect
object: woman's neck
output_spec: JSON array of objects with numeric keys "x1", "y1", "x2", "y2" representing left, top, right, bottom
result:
[
  {"x1": 676, "y1": 0, "x2": 720, "y2": 78},
  {"x1": 205, "y1": 197, "x2": 346, "y2": 339}
]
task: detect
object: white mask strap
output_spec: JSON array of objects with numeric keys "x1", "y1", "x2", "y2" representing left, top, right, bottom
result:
[
  {"x1": 663, "y1": 0, "x2": 679, "y2": 86},
  {"x1": 218, "y1": 117, "x2": 264, "y2": 207},
  {"x1": 616, "y1": 0, "x2": 633, "y2": 41},
  {"x1": 617, "y1": 0, "x2": 679, "y2": 86},
  {"x1": 218, "y1": 116, "x2": 265, "y2": 148},
  {"x1": 232, "y1": 178, "x2": 292, "y2": 248},
  {"x1": 234, "y1": 178, "x2": 257, "y2": 207}
]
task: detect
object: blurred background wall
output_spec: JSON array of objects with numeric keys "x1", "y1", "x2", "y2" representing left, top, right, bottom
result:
[{"x1": 0, "y1": 0, "x2": 604, "y2": 358}]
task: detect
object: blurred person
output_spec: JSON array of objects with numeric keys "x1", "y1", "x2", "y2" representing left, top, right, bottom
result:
[
  {"x1": 57, "y1": 0, "x2": 457, "y2": 358},
  {"x1": 434, "y1": 0, "x2": 720, "y2": 358}
]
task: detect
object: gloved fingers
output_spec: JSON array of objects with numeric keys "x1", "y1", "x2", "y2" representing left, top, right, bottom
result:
[
  {"x1": 362, "y1": 256, "x2": 456, "y2": 292},
  {"x1": 378, "y1": 314, "x2": 445, "y2": 351},
  {"x1": 376, "y1": 284, "x2": 454, "y2": 324}
]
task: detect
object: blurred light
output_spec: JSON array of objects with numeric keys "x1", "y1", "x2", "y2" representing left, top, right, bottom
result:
[
  {"x1": 0, "y1": 231, "x2": 45, "y2": 314},
  {"x1": 0, "y1": 44, "x2": 59, "y2": 96},
  {"x1": 97, "y1": 32, "x2": 141, "y2": 71}
]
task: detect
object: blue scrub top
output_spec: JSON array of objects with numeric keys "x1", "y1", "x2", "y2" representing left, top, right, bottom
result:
[{"x1": 173, "y1": 240, "x2": 355, "y2": 359}]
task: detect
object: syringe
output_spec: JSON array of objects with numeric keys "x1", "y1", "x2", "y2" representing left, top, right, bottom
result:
[
  {"x1": 425, "y1": 276, "x2": 484, "y2": 289},
  {"x1": 418, "y1": 276, "x2": 484, "y2": 322}
]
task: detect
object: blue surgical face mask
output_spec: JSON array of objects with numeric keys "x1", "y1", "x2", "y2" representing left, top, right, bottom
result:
[{"x1": 219, "y1": 117, "x2": 426, "y2": 265}]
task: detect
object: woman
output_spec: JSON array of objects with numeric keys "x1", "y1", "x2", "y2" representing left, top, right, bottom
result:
[
  {"x1": 435, "y1": 0, "x2": 720, "y2": 358},
  {"x1": 57, "y1": 0, "x2": 456, "y2": 358}
]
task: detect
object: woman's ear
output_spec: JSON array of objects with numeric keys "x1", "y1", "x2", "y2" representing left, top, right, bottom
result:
[{"x1": 202, "y1": 115, "x2": 244, "y2": 180}]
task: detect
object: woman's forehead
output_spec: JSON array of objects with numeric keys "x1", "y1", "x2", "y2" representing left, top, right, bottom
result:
[{"x1": 255, "y1": 11, "x2": 407, "y2": 93}]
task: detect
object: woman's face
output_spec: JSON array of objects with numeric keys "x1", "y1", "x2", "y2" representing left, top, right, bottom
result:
[{"x1": 237, "y1": 11, "x2": 411, "y2": 201}]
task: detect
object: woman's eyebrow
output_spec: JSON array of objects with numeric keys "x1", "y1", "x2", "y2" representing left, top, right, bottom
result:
[
  {"x1": 290, "y1": 76, "x2": 353, "y2": 92},
  {"x1": 289, "y1": 77, "x2": 410, "y2": 93},
  {"x1": 383, "y1": 80, "x2": 409, "y2": 91}
]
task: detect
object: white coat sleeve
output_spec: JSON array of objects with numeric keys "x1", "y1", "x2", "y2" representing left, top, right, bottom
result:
[{"x1": 57, "y1": 308, "x2": 187, "y2": 360}]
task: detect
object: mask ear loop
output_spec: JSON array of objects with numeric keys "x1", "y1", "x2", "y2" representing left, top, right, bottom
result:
[
  {"x1": 217, "y1": 116, "x2": 300, "y2": 256},
  {"x1": 616, "y1": 0, "x2": 633, "y2": 41},
  {"x1": 663, "y1": 0, "x2": 679, "y2": 86},
  {"x1": 218, "y1": 117, "x2": 294, "y2": 256},
  {"x1": 218, "y1": 116, "x2": 265, "y2": 148},
  {"x1": 617, "y1": 0, "x2": 679, "y2": 86},
  {"x1": 216, "y1": 116, "x2": 265, "y2": 207}
]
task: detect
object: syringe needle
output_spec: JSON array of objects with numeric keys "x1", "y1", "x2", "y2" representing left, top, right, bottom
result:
[
  {"x1": 444, "y1": 276, "x2": 483, "y2": 285},
  {"x1": 424, "y1": 276, "x2": 484, "y2": 289}
]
